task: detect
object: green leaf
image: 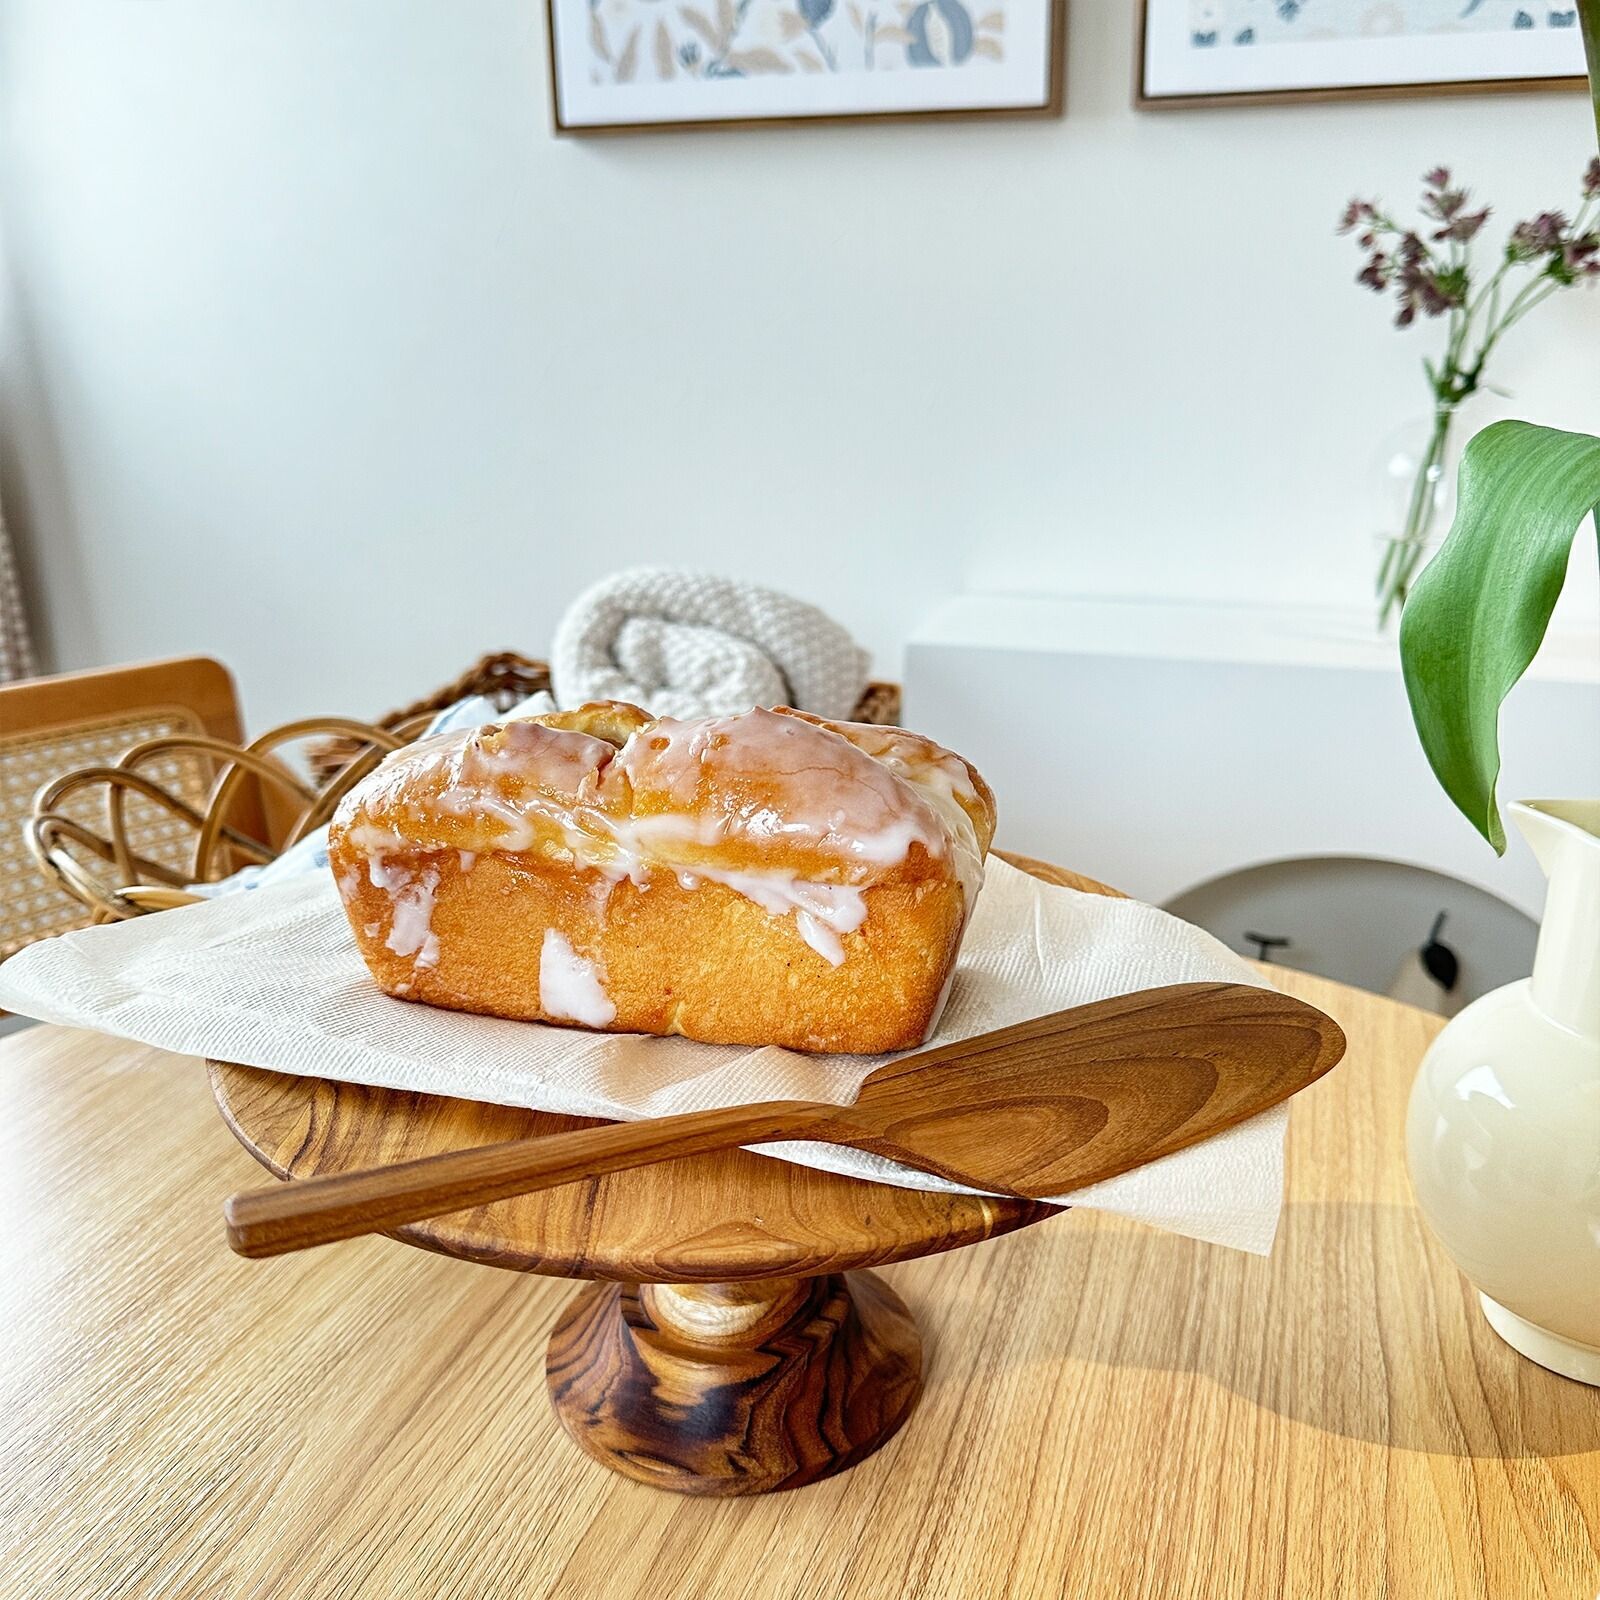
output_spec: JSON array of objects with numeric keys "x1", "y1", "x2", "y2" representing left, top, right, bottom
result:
[{"x1": 1400, "y1": 421, "x2": 1600, "y2": 853}]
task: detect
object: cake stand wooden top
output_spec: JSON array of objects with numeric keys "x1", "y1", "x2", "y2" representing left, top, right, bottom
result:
[{"x1": 209, "y1": 854, "x2": 1110, "y2": 1282}]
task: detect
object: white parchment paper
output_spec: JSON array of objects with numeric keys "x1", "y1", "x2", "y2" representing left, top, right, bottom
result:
[{"x1": 0, "y1": 858, "x2": 1287, "y2": 1252}]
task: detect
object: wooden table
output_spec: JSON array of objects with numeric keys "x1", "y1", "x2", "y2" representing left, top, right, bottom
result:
[{"x1": 3, "y1": 972, "x2": 1596, "y2": 1599}]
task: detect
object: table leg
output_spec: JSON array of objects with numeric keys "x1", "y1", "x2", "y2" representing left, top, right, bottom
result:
[{"x1": 545, "y1": 1270, "x2": 922, "y2": 1496}]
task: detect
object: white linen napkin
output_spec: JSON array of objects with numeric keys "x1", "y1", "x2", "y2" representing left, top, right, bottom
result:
[{"x1": 0, "y1": 859, "x2": 1287, "y2": 1253}]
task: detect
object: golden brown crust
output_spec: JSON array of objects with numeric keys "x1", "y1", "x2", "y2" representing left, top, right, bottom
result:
[
  {"x1": 329, "y1": 701, "x2": 995, "y2": 1054},
  {"x1": 333, "y1": 851, "x2": 965, "y2": 1054},
  {"x1": 531, "y1": 701, "x2": 652, "y2": 747}
]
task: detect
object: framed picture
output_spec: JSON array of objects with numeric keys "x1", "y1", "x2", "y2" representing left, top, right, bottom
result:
[
  {"x1": 1137, "y1": 0, "x2": 1588, "y2": 107},
  {"x1": 546, "y1": 0, "x2": 1064, "y2": 131}
]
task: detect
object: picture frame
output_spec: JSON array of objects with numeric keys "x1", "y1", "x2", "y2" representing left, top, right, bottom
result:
[
  {"x1": 1136, "y1": 0, "x2": 1588, "y2": 108},
  {"x1": 546, "y1": 0, "x2": 1065, "y2": 132}
]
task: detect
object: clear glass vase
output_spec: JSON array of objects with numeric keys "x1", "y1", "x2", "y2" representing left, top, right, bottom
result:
[{"x1": 1374, "y1": 402, "x2": 1457, "y2": 630}]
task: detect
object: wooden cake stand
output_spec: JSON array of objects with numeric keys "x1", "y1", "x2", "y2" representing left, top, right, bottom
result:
[{"x1": 209, "y1": 857, "x2": 1107, "y2": 1497}]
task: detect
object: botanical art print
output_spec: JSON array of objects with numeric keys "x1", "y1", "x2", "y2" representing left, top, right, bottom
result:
[
  {"x1": 591, "y1": 0, "x2": 1005, "y2": 80},
  {"x1": 1140, "y1": 0, "x2": 1586, "y2": 102},
  {"x1": 548, "y1": 0, "x2": 1057, "y2": 127},
  {"x1": 1187, "y1": 0, "x2": 1581, "y2": 48}
]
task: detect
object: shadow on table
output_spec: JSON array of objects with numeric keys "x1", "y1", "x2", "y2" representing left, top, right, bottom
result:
[{"x1": 1012, "y1": 1201, "x2": 1599, "y2": 1461}]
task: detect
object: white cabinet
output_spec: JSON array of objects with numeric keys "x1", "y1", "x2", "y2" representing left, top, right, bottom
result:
[{"x1": 904, "y1": 595, "x2": 1599, "y2": 930}]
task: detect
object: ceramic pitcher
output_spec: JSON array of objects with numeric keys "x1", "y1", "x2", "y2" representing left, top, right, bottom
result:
[{"x1": 1405, "y1": 799, "x2": 1600, "y2": 1385}]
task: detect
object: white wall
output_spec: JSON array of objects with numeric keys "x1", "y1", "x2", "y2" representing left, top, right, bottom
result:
[{"x1": 0, "y1": 0, "x2": 1595, "y2": 731}]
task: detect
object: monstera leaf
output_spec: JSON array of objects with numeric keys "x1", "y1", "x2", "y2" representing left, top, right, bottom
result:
[{"x1": 1400, "y1": 421, "x2": 1600, "y2": 853}]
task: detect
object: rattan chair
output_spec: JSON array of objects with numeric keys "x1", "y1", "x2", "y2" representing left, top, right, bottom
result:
[
  {"x1": 9, "y1": 661, "x2": 422, "y2": 948},
  {"x1": 0, "y1": 657, "x2": 256, "y2": 958}
]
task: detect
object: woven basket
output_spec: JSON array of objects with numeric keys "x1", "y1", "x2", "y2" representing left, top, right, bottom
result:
[
  {"x1": 307, "y1": 652, "x2": 553, "y2": 784},
  {"x1": 31, "y1": 664, "x2": 905, "y2": 928}
]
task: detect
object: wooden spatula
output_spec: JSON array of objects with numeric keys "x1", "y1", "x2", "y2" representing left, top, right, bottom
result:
[{"x1": 224, "y1": 981, "x2": 1344, "y2": 1259}]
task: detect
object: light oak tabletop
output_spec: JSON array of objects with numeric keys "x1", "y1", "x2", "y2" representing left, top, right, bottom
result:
[{"x1": 2, "y1": 969, "x2": 1596, "y2": 1600}]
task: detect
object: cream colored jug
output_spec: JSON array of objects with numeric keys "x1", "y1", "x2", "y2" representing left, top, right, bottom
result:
[{"x1": 1405, "y1": 800, "x2": 1600, "y2": 1384}]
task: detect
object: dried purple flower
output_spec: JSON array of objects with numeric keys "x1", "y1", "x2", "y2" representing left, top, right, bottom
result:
[
  {"x1": 1357, "y1": 252, "x2": 1391, "y2": 291},
  {"x1": 1417, "y1": 269, "x2": 1467, "y2": 315},
  {"x1": 1423, "y1": 187, "x2": 1467, "y2": 223},
  {"x1": 1558, "y1": 234, "x2": 1600, "y2": 281},
  {"x1": 1387, "y1": 234, "x2": 1467, "y2": 325},
  {"x1": 1509, "y1": 211, "x2": 1569, "y2": 259},
  {"x1": 1433, "y1": 207, "x2": 1490, "y2": 244},
  {"x1": 1396, "y1": 232, "x2": 1426, "y2": 270},
  {"x1": 1338, "y1": 198, "x2": 1376, "y2": 234},
  {"x1": 1342, "y1": 160, "x2": 1595, "y2": 354}
]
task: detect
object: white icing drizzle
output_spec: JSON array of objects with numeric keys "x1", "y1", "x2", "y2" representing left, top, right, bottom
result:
[
  {"x1": 539, "y1": 929, "x2": 616, "y2": 1026},
  {"x1": 458, "y1": 851, "x2": 476, "y2": 871},
  {"x1": 902, "y1": 780, "x2": 985, "y2": 914},
  {"x1": 347, "y1": 824, "x2": 408, "y2": 860},
  {"x1": 432, "y1": 786, "x2": 549, "y2": 851},
  {"x1": 681, "y1": 866, "x2": 867, "y2": 967},
  {"x1": 837, "y1": 724, "x2": 986, "y2": 913},
  {"x1": 385, "y1": 868, "x2": 440, "y2": 969},
  {"x1": 795, "y1": 911, "x2": 851, "y2": 967},
  {"x1": 614, "y1": 709, "x2": 953, "y2": 874},
  {"x1": 368, "y1": 857, "x2": 408, "y2": 893}
]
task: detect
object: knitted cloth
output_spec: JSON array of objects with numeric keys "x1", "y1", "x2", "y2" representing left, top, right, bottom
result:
[{"x1": 551, "y1": 568, "x2": 869, "y2": 720}]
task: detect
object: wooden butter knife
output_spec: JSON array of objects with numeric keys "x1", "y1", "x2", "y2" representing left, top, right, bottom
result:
[{"x1": 224, "y1": 981, "x2": 1344, "y2": 1259}]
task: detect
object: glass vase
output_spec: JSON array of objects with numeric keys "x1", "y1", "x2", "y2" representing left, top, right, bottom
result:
[{"x1": 1375, "y1": 402, "x2": 1457, "y2": 630}]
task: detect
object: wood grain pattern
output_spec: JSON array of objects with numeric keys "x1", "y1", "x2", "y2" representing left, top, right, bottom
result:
[
  {"x1": 815, "y1": 980, "x2": 1344, "y2": 1193},
  {"x1": 547, "y1": 1274, "x2": 922, "y2": 1497},
  {"x1": 210, "y1": 1071, "x2": 1060, "y2": 1282},
  {"x1": 0, "y1": 653, "x2": 245, "y2": 747},
  {"x1": 222, "y1": 981, "x2": 1343, "y2": 1259},
  {"x1": 222, "y1": 1097, "x2": 841, "y2": 1259},
  {"x1": 3, "y1": 970, "x2": 1597, "y2": 1594}
]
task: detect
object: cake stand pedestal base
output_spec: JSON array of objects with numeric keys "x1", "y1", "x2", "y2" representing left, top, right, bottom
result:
[{"x1": 546, "y1": 1271, "x2": 922, "y2": 1497}]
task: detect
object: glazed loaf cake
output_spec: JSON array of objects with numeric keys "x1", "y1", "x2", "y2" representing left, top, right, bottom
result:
[{"x1": 329, "y1": 702, "x2": 996, "y2": 1053}]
